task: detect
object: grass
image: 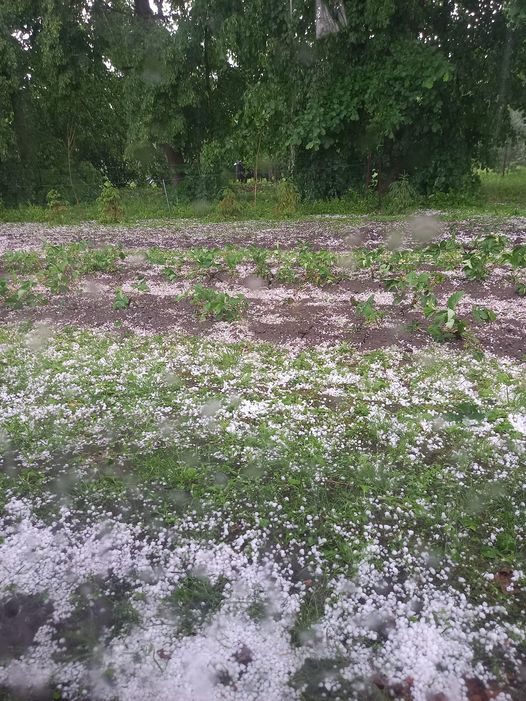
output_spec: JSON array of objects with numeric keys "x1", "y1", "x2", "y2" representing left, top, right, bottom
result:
[
  {"x1": 1, "y1": 328, "x2": 524, "y2": 577},
  {"x1": 1, "y1": 168, "x2": 525, "y2": 225}
]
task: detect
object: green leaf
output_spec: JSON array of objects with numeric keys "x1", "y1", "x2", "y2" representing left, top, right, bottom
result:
[{"x1": 447, "y1": 291, "x2": 464, "y2": 310}]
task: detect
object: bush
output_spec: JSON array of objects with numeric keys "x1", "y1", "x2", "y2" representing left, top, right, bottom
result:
[
  {"x1": 46, "y1": 189, "x2": 69, "y2": 219},
  {"x1": 216, "y1": 188, "x2": 241, "y2": 218},
  {"x1": 274, "y1": 180, "x2": 299, "y2": 217},
  {"x1": 97, "y1": 180, "x2": 125, "y2": 223},
  {"x1": 383, "y1": 175, "x2": 418, "y2": 214}
]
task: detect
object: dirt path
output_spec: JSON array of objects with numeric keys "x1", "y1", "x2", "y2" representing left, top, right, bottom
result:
[{"x1": 1, "y1": 215, "x2": 525, "y2": 253}]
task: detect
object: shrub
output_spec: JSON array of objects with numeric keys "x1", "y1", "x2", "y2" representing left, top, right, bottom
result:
[
  {"x1": 273, "y1": 180, "x2": 299, "y2": 217},
  {"x1": 46, "y1": 189, "x2": 69, "y2": 219},
  {"x1": 97, "y1": 181, "x2": 125, "y2": 223},
  {"x1": 216, "y1": 188, "x2": 241, "y2": 218},
  {"x1": 383, "y1": 175, "x2": 418, "y2": 214}
]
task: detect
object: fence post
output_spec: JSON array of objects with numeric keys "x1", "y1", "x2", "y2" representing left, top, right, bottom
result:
[{"x1": 162, "y1": 179, "x2": 171, "y2": 214}]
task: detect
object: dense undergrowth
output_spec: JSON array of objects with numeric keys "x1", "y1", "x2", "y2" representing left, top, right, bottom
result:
[{"x1": 1, "y1": 169, "x2": 525, "y2": 225}]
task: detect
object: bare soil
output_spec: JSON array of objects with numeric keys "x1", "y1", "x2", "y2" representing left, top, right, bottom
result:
[{"x1": 1, "y1": 218, "x2": 525, "y2": 358}]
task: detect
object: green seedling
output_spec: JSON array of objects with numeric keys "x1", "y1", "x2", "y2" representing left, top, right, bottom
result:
[
  {"x1": 463, "y1": 253, "x2": 488, "y2": 281},
  {"x1": 297, "y1": 248, "x2": 337, "y2": 285},
  {"x1": 113, "y1": 288, "x2": 130, "y2": 309},
  {"x1": 249, "y1": 247, "x2": 271, "y2": 280},
  {"x1": 223, "y1": 247, "x2": 246, "y2": 272},
  {"x1": 477, "y1": 235, "x2": 506, "y2": 255},
  {"x1": 82, "y1": 247, "x2": 125, "y2": 273},
  {"x1": 3, "y1": 250, "x2": 42, "y2": 274},
  {"x1": 163, "y1": 267, "x2": 178, "y2": 282},
  {"x1": 427, "y1": 291, "x2": 466, "y2": 342},
  {"x1": 506, "y1": 245, "x2": 526, "y2": 268},
  {"x1": 5, "y1": 279, "x2": 39, "y2": 308},
  {"x1": 472, "y1": 306, "x2": 497, "y2": 323},
  {"x1": 354, "y1": 295, "x2": 383, "y2": 324},
  {"x1": 133, "y1": 276, "x2": 149, "y2": 293},
  {"x1": 276, "y1": 264, "x2": 297, "y2": 284},
  {"x1": 181, "y1": 284, "x2": 248, "y2": 321},
  {"x1": 191, "y1": 248, "x2": 220, "y2": 271}
]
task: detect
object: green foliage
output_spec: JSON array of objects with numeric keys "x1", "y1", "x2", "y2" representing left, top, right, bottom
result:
[
  {"x1": 216, "y1": 188, "x2": 241, "y2": 218},
  {"x1": 297, "y1": 248, "x2": 337, "y2": 285},
  {"x1": 472, "y1": 306, "x2": 497, "y2": 323},
  {"x1": 463, "y1": 254, "x2": 489, "y2": 281},
  {"x1": 506, "y1": 244, "x2": 526, "y2": 268},
  {"x1": 190, "y1": 248, "x2": 220, "y2": 271},
  {"x1": 249, "y1": 247, "x2": 271, "y2": 280},
  {"x1": 3, "y1": 251, "x2": 41, "y2": 274},
  {"x1": 426, "y1": 292, "x2": 466, "y2": 342},
  {"x1": 273, "y1": 180, "x2": 300, "y2": 217},
  {"x1": 1, "y1": 279, "x2": 39, "y2": 308},
  {"x1": 46, "y1": 189, "x2": 68, "y2": 215},
  {"x1": 113, "y1": 288, "x2": 130, "y2": 310},
  {"x1": 354, "y1": 295, "x2": 383, "y2": 325},
  {"x1": 133, "y1": 276, "x2": 149, "y2": 293},
  {"x1": 383, "y1": 175, "x2": 418, "y2": 214},
  {"x1": 97, "y1": 181, "x2": 124, "y2": 223},
  {"x1": 43, "y1": 244, "x2": 82, "y2": 293},
  {"x1": 81, "y1": 247, "x2": 125, "y2": 274},
  {"x1": 223, "y1": 247, "x2": 245, "y2": 273},
  {"x1": 162, "y1": 576, "x2": 226, "y2": 636},
  {"x1": 182, "y1": 285, "x2": 248, "y2": 321},
  {"x1": 162, "y1": 267, "x2": 178, "y2": 282}
]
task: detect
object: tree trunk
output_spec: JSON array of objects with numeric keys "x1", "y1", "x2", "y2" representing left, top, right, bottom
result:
[
  {"x1": 134, "y1": 0, "x2": 153, "y2": 18},
  {"x1": 159, "y1": 144, "x2": 185, "y2": 187}
]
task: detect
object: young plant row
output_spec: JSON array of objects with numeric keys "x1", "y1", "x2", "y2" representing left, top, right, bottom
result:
[{"x1": 1, "y1": 244, "x2": 124, "y2": 308}]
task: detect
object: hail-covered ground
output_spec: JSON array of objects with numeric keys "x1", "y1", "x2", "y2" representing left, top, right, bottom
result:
[{"x1": 0, "y1": 215, "x2": 525, "y2": 701}]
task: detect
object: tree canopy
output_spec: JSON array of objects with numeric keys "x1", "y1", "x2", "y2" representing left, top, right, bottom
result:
[{"x1": 1, "y1": 0, "x2": 525, "y2": 204}]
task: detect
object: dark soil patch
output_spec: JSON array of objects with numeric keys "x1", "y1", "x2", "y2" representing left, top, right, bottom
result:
[{"x1": 0, "y1": 594, "x2": 53, "y2": 660}]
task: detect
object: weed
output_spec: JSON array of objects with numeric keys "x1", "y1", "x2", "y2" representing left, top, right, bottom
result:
[
  {"x1": 515, "y1": 282, "x2": 526, "y2": 297},
  {"x1": 162, "y1": 576, "x2": 226, "y2": 636},
  {"x1": 46, "y1": 188, "x2": 69, "y2": 216},
  {"x1": 383, "y1": 174, "x2": 418, "y2": 214},
  {"x1": 274, "y1": 180, "x2": 300, "y2": 217}
]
